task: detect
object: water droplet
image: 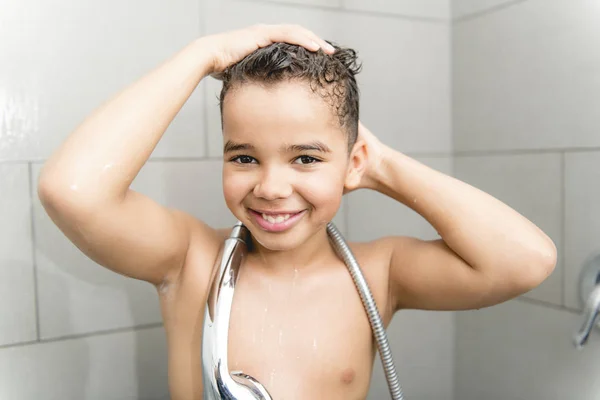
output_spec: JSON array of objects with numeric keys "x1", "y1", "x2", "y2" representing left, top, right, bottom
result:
[
  {"x1": 269, "y1": 369, "x2": 276, "y2": 388},
  {"x1": 292, "y1": 267, "x2": 298, "y2": 289}
]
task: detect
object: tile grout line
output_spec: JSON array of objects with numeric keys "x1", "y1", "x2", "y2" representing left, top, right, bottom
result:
[
  {"x1": 454, "y1": 146, "x2": 600, "y2": 156},
  {"x1": 452, "y1": 0, "x2": 529, "y2": 24},
  {"x1": 27, "y1": 162, "x2": 42, "y2": 342},
  {"x1": 0, "y1": 322, "x2": 165, "y2": 351},
  {"x1": 234, "y1": 0, "x2": 449, "y2": 24},
  {"x1": 560, "y1": 151, "x2": 566, "y2": 307},
  {"x1": 516, "y1": 295, "x2": 580, "y2": 315}
]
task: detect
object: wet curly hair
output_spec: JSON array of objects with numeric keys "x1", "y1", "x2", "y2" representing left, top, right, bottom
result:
[{"x1": 217, "y1": 41, "x2": 362, "y2": 151}]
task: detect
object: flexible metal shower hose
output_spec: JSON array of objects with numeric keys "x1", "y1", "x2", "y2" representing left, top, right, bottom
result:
[{"x1": 326, "y1": 222, "x2": 405, "y2": 400}]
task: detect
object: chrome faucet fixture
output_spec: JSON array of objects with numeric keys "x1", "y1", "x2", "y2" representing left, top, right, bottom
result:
[
  {"x1": 574, "y1": 253, "x2": 600, "y2": 348},
  {"x1": 574, "y1": 285, "x2": 600, "y2": 348},
  {"x1": 201, "y1": 221, "x2": 405, "y2": 400}
]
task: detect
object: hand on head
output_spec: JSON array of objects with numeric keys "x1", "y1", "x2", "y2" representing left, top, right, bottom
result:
[{"x1": 203, "y1": 24, "x2": 336, "y2": 77}]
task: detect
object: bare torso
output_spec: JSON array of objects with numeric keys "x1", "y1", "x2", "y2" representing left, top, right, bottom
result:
[{"x1": 158, "y1": 230, "x2": 394, "y2": 400}]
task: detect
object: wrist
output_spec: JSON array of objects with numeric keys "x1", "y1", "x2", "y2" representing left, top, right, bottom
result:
[
  {"x1": 366, "y1": 145, "x2": 395, "y2": 191},
  {"x1": 190, "y1": 37, "x2": 218, "y2": 78}
]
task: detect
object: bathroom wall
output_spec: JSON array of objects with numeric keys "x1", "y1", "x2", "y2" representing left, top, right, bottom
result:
[
  {"x1": 452, "y1": 0, "x2": 600, "y2": 398},
  {"x1": 0, "y1": 0, "x2": 454, "y2": 399}
]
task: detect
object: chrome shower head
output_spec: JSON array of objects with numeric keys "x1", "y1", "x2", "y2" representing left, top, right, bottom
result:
[{"x1": 201, "y1": 222, "x2": 273, "y2": 400}]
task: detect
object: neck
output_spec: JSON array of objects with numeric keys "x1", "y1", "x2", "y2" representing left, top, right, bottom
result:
[{"x1": 248, "y1": 226, "x2": 337, "y2": 274}]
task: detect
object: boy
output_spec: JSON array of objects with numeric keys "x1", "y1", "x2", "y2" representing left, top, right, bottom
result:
[{"x1": 38, "y1": 24, "x2": 556, "y2": 400}]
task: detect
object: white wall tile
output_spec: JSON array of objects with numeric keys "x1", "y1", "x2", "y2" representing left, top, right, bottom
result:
[
  {"x1": 337, "y1": 15, "x2": 451, "y2": 154},
  {"x1": 244, "y1": 0, "x2": 342, "y2": 8},
  {"x1": 204, "y1": 0, "x2": 451, "y2": 156},
  {"x1": 0, "y1": 0, "x2": 204, "y2": 161},
  {"x1": 0, "y1": 326, "x2": 169, "y2": 400},
  {"x1": 454, "y1": 153, "x2": 562, "y2": 305},
  {"x1": 452, "y1": 0, "x2": 520, "y2": 19},
  {"x1": 345, "y1": 0, "x2": 450, "y2": 20},
  {"x1": 455, "y1": 299, "x2": 600, "y2": 400},
  {"x1": 453, "y1": 0, "x2": 600, "y2": 151},
  {"x1": 347, "y1": 156, "x2": 452, "y2": 241},
  {"x1": 0, "y1": 163, "x2": 37, "y2": 346},
  {"x1": 32, "y1": 160, "x2": 237, "y2": 339},
  {"x1": 564, "y1": 152, "x2": 600, "y2": 310},
  {"x1": 369, "y1": 310, "x2": 455, "y2": 399}
]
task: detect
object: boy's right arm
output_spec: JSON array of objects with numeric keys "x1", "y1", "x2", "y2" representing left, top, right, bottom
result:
[{"x1": 38, "y1": 25, "x2": 334, "y2": 287}]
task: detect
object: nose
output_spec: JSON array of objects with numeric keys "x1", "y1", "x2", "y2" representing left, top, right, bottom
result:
[{"x1": 253, "y1": 166, "x2": 292, "y2": 200}]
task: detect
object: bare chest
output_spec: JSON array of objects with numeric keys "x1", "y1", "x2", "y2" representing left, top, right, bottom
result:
[{"x1": 226, "y1": 265, "x2": 377, "y2": 399}]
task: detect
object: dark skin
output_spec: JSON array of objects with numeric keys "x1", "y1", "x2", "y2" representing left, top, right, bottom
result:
[{"x1": 39, "y1": 24, "x2": 556, "y2": 399}]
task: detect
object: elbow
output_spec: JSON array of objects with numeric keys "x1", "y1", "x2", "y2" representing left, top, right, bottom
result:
[
  {"x1": 478, "y1": 241, "x2": 558, "y2": 306},
  {"x1": 37, "y1": 168, "x2": 72, "y2": 212},
  {"x1": 37, "y1": 170, "x2": 60, "y2": 211},
  {"x1": 38, "y1": 162, "x2": 124, "y2": 213},
  {"x1": 520, "y1": 240, "x2": 558, "y2": 293},
  {"x1": 37, "y1": 169, "x2": 94, "y2": 217},
  {"x1": 37, "y1": 174, "x2": 102, "y2": 235},
  {"x1": 37, "y1": 173, "x2": 72, "y2": 223}
]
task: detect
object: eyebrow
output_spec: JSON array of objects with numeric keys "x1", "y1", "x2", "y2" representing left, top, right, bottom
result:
[
  {"x1": 223, "y1": 141, "x2": 254, "y2": 153},
  {"x1": 223, "y1": 140, "x2": 332, "y2": 154}
]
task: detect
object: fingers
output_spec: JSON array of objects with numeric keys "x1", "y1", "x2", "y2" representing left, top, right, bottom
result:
[{"x1": 254, "y1": 24, "x2": 335, "y2": 54}]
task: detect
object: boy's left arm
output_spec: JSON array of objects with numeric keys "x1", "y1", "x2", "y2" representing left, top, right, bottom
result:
[{"x1": 351, "y1": 123, "x2": 557, "y2": 312}]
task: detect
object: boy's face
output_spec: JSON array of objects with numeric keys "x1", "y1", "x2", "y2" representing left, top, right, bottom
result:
[{"x1": 221, "y1": 81, "x2": 363, "y2": 251}]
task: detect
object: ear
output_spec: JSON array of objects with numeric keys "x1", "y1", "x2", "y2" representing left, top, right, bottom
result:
[{"x1": 344, "y1": 139, "x2": 368, "y2": 193}]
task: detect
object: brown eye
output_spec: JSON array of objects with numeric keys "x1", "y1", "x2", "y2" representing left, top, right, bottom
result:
[
  {"x1": 232, "y1": 155, "x2": 256, "y2": 164},
  {"x1": 293, "y1": 155, "x2": 320, "y2": 165}
]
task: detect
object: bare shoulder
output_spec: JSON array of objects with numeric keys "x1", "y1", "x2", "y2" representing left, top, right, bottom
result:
[
  {"x1": 163, "y1": 214, "x2": 232, "y2": 291},
  {"x1": 345, "y1": 238, "x2": 400, "y2": 322},
  {"x1": 347, "y1": 238, "x2": 395, "y2": 266},
  {"x1": 345, "y1": 236, "x2": 410, "y2": 284}
]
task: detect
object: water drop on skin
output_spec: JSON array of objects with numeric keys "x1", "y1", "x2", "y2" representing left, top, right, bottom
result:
[
  {"x1": 260, "y1": 306, "x2": 268, "y2": 342},
  {"x1": 269, "y1": 369, "x2": 276, "y2": 388},
  {"x1": 292, "y1": 267, "x2": 298, "y2": 289}
]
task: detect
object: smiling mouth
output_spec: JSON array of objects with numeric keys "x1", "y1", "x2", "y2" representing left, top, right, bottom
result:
[{"x1": 247, "y1": 208, "x2": 306, "y2": 232}]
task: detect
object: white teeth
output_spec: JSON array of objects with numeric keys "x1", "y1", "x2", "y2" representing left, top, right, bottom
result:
[{"x1": 261, "y1": 213, "x2": 291, "y2": 224}]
